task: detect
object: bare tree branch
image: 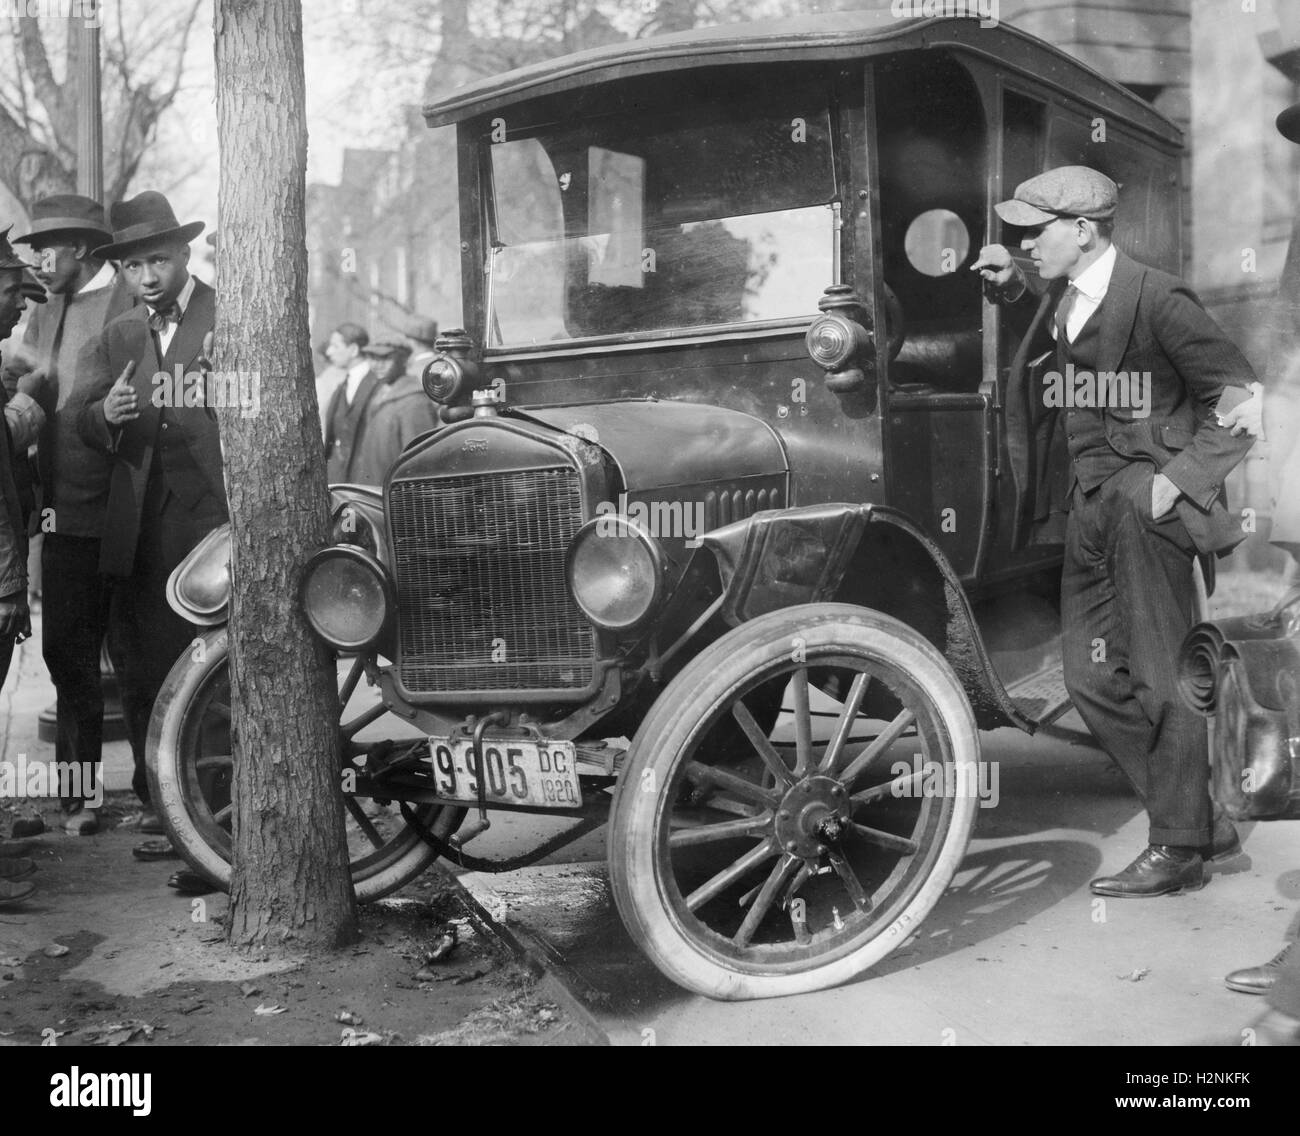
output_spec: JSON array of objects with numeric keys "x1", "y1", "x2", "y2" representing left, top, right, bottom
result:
[{"x1": 15, "y1": 15, "x2": 74, "y2": 158}]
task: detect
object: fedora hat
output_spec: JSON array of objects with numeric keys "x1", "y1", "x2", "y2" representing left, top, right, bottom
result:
[
  {"x1": 98, "y1": 191, "x2": 204, "y2": 259},
  {"x1": 1278, "y1": 102, "x2": 1300, "y2": 144},
  {"x1": 12, "y1": 194, "x2": 112, "y2": 249},
  {"x1": 0, "y1": 228, "x2": 47, "y2": 304}
]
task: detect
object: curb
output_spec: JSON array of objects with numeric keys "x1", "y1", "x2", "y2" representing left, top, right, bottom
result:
[{"x1": 447, "y1": 873, "x2": 612, "y2": 1047}]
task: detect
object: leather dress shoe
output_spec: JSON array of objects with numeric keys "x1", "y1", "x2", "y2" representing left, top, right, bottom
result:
[
  {"x1": 167, "y1": 870, "x2": 217, "y2": 896},
  {"x1": 1090, "y1": 845, "x2": 1206, "y2": 897},
  {"x1": 1225, "y1": 941, "x2": 1295, "y2": 994},
  {"x1": 10, "y1": 816, "x2": 45, "y2": 839},
  {"x1": 0, "y1": 857, "x2": 35, "y2": 880}
]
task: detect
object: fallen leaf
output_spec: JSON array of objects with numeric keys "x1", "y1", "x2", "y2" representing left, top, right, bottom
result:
[
  {"x1": 253, "y1": 1004, "x2": 287, "y2": 1016},
  {"x1": 1117, "y1": 968, "x2": 1150, "y2": 982},
  {"x1": 424, "y1": 928, "x2": 457, "y2": 964}
]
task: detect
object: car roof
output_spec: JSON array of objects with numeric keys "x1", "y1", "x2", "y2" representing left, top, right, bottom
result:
[{"x1": 422, "y1": 12, "x2": 1181, "y2": 146}]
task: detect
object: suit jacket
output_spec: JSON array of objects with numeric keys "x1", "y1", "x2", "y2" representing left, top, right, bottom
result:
[
  {"x1": 1002, "y1": 249, "x2": 1257, "y2": 556},
  {"x1": 343, "y1": 374, "x2": 440, "y2": 485},
  {"x1": 0, "y1": 274, "x2": 136, "y2": 526},
  {"x1": 72, "y1": 277, "x2": 227, "y2": 576},
  {"x1": 324, "y1": 366, "x2": 383, "y2": 483}
]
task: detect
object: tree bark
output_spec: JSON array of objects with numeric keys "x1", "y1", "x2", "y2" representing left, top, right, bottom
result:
[{"x1": 214, "y1": 0, "x2": 357, "y2": 950}]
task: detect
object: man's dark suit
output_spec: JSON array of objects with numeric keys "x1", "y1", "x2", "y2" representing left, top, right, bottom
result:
[
  {"x1": 323, "y1": 366, "x2": 380, "y2": 483},
  {"x1": 0, "y1": 273, "x2": 136, "y2": 813},
  {"x1": 1002, "y1": 249, "x2": 1256, "y2": 848},
  {"x1": 71, "y1": 277, "x2": 227, "y2": 805}
]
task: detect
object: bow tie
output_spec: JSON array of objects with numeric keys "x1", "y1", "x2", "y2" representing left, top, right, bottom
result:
[{"x1": 147, "y1": 302, "x2": 182, "y2": 333}]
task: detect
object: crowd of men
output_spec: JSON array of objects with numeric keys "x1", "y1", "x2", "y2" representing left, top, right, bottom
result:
[{"x1": 0, "y1": 190, "x2": 438, "y2": 906}]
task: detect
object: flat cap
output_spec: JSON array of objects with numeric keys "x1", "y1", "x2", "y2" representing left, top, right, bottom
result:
[
  {"x1": 363, "y1": 338, "x2": 412, "y2": 360},
  {"x1": 994, "y1": 166, "x2": 1119, "y2": 227}
]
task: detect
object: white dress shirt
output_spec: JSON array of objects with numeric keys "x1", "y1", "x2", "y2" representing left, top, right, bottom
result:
[
  {"x1": 153, "y1": 274, "x2": 196, "y2": 356},
  {"x1": 1052, "y1": 244, "x2": 1117, "y2": 344},
  {"x1": 343, "y1": 360, "x2": 371, "y2": 406}
]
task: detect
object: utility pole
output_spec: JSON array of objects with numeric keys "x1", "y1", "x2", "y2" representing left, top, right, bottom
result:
[{"x1": 73, "y1": 18, "x2": 103, "y2": 199}]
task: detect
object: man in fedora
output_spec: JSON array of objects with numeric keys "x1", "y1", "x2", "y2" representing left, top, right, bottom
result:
[
  {"x1": 972, "y1": 166, "x2": 1257, "y2": 898},
  {"x1": 1, "y1": 195, "x2": 137, "y2": 835},
  {"x1": 70, "y1": 191, "x2": 227, "y2": 837},
  {"x1": 0, "y1": 225, "x2": 43, "y2": 906}
]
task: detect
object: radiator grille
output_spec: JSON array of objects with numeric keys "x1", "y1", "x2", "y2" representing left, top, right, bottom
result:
[{"x1": 389, "y1": 467, "x2": 595, "y2": 693}]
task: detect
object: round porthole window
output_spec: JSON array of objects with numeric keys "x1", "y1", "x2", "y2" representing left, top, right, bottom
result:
[{"x1": 904, "y1": 209, "x2": 970, "y2": 277}]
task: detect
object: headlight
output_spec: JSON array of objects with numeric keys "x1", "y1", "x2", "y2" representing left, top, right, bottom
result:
[
  {"x1": 806, "y1": 311, "x2": 867, "y2": 370},
  {"x1": 422, "y1": 356, "x2": 465, "y2": 404},
  {"x1": 300, "y1": 546, "x2": 394, "y2": 651},
  {"x1": 565, "y1": 516, "x2": 664, "y2": 631}
]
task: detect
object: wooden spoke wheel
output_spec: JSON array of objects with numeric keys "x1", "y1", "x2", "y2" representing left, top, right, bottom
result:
[
  {"x1": 610, "y1": 604, "x2": 980, "y2": 1000},
  {"x1": 147, "y1": 627, "x2": 461, "y2": 899}
]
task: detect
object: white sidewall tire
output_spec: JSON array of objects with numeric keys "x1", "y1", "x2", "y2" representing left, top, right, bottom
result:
[
  {"x1": 609, "y1": 603, "x2": 980, "y2": 1001},
  {"x1": 146, "y1": 627, "x2": 446, "y2": 901}
]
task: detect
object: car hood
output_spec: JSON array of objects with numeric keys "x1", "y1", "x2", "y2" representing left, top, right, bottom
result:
[{"x1": 522, "y1": 398, "x2": 788, "y2": 493}]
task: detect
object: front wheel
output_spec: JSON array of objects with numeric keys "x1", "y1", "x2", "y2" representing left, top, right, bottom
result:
[
  {"x1": 609, "y1": 604, "x2": 980, "y2": 1000},
  {"x1": 147, "y1": 627, "x2": 462, "y2": 900}
]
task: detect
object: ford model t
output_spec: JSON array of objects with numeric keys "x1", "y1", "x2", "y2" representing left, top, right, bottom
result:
[{"x1": 149, "y1": 13, "x2": 1186, "y2": 998}]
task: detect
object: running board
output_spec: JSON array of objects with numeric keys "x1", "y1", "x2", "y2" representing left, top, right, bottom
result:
[{"x1": 1004, "y1": 661, "x2": 1072, "y2": 728}]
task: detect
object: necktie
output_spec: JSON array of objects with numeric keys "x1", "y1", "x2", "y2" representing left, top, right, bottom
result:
[
  {"x1": 1054, "y1": 284, "x2": 1078, "y2": 343},
  {"x1": 147, "y1": 302, "x2": 182, "y2": 333}
]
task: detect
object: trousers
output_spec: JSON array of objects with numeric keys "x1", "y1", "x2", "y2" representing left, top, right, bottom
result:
[
  {"x1": 1061, "y1": 461, "x2": 1212, "y2": 847},
  {"x1": 41, "y1": 534, "x2": 122, "y2": 810}
]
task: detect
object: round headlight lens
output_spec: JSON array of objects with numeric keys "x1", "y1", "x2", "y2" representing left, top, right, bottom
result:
[
  {"x1": 806, "y1": 312, "x2": 859, "y2": 370},
  {"x1": 422, "y1": 356, "x2": 463, "y2": 404},
  {"x1": 300, "y1": 547, "x2": 393, "y2": 651},
  {"x1": 566, "y1": 518, "x2": 663, "y2": 631}
]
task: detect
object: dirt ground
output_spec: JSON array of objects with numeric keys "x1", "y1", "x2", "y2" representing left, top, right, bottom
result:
[{"x1": 0, "y1": 792, "x2": 589, "y2": 1047}]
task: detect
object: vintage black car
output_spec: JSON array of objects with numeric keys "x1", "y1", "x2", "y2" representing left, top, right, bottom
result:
[{"x1": 151, "y1": 12, "x2": 1186, "y2": 999}]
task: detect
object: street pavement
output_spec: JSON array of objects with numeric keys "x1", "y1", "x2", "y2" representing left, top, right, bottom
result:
[
  {"x1": 6, "y1": 597, "x2": 1299, "y2": 1046},
  {"x1": 456, "y1": 720, "x2": 1300, "y2": 1046}
]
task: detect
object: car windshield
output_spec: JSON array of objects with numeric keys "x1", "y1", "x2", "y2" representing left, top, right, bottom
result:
[{"x1": 485, "y1": 85, "x2": 838, "y2": 348}]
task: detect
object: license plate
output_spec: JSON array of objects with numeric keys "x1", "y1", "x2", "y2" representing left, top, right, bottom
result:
[{"x1": 425, "y1": 737, "x2": 582, "y2": 809}]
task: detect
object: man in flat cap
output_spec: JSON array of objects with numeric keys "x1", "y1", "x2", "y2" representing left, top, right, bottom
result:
[
  {"x1": 70, "y1": 191, "x2": 227, "y2": 837},
  {"x1": 973, "y1": 165, "x2": 1257, "y2": 898},
  {"x1": 1, "y1": 195, "x2": 138, "y2": 835},
  {"x1": 0, "y1": 226, "x2": 43, "y2": 907}
]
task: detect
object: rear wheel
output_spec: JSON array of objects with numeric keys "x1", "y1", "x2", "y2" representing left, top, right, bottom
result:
[
  {"x1": 147, "y1": 627, "x2": 461, "y2": 899},
  {"x1": 609, "y1": 603, "x2": 980, "y2": 1000}
]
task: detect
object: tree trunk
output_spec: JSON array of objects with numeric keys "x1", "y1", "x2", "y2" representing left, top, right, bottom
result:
[{"x1": 214, "y1": 0, "x2": 357, "y2": 950}]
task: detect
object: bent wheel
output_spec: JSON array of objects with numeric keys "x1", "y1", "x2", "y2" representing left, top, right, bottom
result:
[
  {"x1": 147, "y1": 627, "x2": 461, "y2": 900},
  {"x1": 609, "y1": 603, "x2": 980, "y2": 1000}
]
